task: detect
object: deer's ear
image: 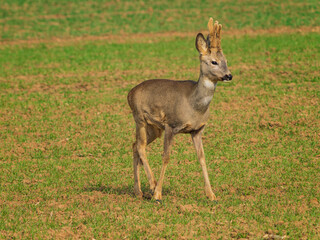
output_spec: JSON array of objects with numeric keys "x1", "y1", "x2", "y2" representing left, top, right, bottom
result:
[{"x1": 196, "y1": 33, "x2": 208, "y2": 55}]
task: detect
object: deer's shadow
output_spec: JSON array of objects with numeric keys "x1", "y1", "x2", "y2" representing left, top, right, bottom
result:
[
  {"x1": 83, "y1": 183, "x2": 172, "y2": 200},
  {"x1": 83, "y1": 183, "x2": 134, "y2": 196}
]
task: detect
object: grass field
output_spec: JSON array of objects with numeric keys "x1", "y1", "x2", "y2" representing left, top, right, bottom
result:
[{"x1": 1, "y1": 0, "x2": 320, "y2": 239}]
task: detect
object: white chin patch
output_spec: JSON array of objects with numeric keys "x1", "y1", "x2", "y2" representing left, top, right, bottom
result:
[{"x1": 203, "y1": 79, "x2": 217, "y2": 89}]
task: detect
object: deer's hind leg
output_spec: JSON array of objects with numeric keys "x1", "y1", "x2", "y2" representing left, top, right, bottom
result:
[
  {"x1": 153, "y1": 125, "x2": 174, "y2": 201},
  {"x1": 133, "y1": 123, "x2": 162, "y2": 198},
  {"x1": 133, "y1": 141, "x2": 143, "y2": 198}
]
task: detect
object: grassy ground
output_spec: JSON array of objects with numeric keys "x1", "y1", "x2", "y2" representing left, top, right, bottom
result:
[{"x1": 1, "y1": 0, "x2": 319, "y2": 239}]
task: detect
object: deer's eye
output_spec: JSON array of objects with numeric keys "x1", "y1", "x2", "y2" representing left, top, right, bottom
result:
[{"x1": 211, "y1": 61, "x2": 218, "y2": 65}]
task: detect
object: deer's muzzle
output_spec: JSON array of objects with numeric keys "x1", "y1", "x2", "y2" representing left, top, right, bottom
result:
[{"x1": 222, "y1": 74, "x2": 233, "y2": 81}]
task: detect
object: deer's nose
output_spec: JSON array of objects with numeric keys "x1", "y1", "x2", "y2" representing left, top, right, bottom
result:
[{"x1": 223, "y1": 74, "x2": 233, "y2": 81}]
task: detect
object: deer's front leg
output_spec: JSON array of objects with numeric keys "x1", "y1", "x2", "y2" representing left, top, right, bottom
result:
[
  {"x1": 191, "y1": 129, "x2": 217, "y2": 201},
  {"x1": 153, "y1": 125, "x2": 174, "y2": 201}
]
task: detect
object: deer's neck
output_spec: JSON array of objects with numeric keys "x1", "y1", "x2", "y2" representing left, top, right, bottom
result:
[{"x1": 191, "y1": 74, "x2": 217, "y2": 113}]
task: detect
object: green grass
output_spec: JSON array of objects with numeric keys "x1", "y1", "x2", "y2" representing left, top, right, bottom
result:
[
  {"x1": 1, "y1": 0, "x2": 320, "y2": 239},
  {"x1": 1, "y1": 0, "x2": 320, "y2": 40}
]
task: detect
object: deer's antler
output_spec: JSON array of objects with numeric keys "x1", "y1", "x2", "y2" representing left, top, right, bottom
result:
[{"x1": 207, "y1": 18, "x2": 222, "y2": 51}]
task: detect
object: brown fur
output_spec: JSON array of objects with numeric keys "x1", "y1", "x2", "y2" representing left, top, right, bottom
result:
[{"x1": 127, "y1": 18, "x2": 232, "y2": 201}]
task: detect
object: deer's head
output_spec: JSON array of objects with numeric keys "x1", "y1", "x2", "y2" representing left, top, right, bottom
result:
[{"x1": 196, "y1": 18, "x2": 232, "y2": 82}]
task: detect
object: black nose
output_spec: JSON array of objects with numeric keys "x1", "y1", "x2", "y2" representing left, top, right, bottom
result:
[{"x1": 223, "y1": 74, "x2": 233, "y2": 81}]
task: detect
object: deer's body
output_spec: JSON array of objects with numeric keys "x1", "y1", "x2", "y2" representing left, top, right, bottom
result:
[
  {"x1": 128, "y1": 79, "x2": 213, "y2": 134},
  {"x1": 127, "y1": 18, "x2": 232, "y2": 201}
]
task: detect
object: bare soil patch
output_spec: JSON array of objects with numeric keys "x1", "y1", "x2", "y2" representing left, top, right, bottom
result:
[{"x1": 1, "y1": 26, "x2": 319, "y2": 47}]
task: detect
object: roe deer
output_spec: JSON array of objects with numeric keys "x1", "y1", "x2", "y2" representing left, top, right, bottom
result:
[{"x1": 127, "y1": 18, "x2": 232, "y2": 201}]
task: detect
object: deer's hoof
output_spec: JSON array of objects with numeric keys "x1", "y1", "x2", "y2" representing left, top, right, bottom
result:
[
  {"x1": 153, "y1": 191, "x2": 162, "y2": 201},
  {"x1": 209, "y1": 195, "x2": 217, "y2": 201},
  {"x1": 206, "y1": 191, "x2": 217, "y2": 201},
  {"x1": 134, "y1": 190, "x2": 143, "y2": 199}
]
